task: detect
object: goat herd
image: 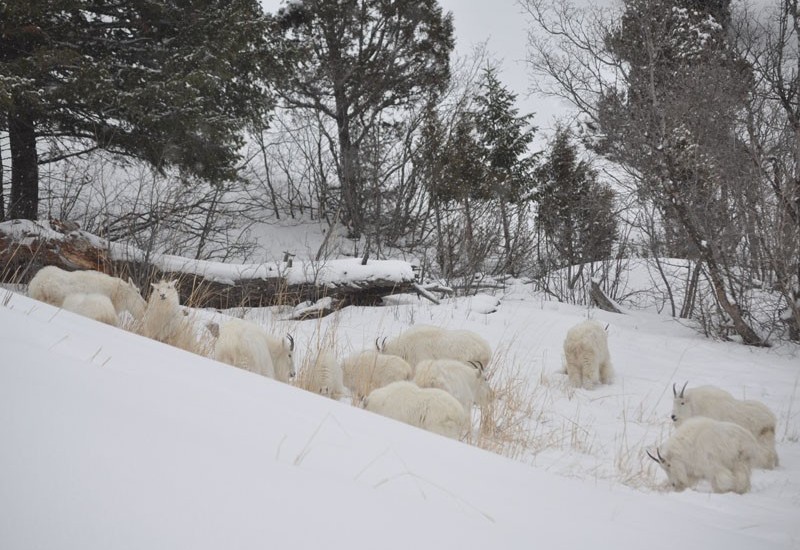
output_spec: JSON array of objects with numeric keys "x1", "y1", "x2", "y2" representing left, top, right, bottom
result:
[{"x1": 26, "y1": 266, "x2": 779, "y2": 495}]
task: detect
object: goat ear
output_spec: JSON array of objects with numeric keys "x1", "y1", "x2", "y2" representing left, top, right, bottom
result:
[
  {"x1": 150, "y1": 282, "x2": 157, "y2": 289},
  {"x1": 170, "y1": 279, "x2": 178, "y2": 287}
]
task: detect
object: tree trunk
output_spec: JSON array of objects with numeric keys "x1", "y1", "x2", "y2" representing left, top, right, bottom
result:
[
  {"x1": 703, "y1": 253, "x2": 767, "y2": 346},
  {"x1": 679, "y1": 261, "x2": 702, "y2": 319},
  {"x1": 463, "y1": 197, "x2": 475, "y2": 272},
  {"x1": 0, "y1": 133, "x2": 5, "y2": 222},
  {"x1": 672, "y1": 197, "x2": 766, "y2": 346},
  {"x1": 498, "y1": 198, "x2": 513, "y2": 275},
  {"x1": 8, "y1": 105, "x2": 39, "y2": 220},
  {"x1": 334, "y1": 92, "x2": 363, "y2": 238}
]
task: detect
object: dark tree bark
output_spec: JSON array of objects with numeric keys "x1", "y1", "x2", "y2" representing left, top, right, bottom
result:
[{"x1": 7, "y1": 105, "x2": 38, "y2": 220}]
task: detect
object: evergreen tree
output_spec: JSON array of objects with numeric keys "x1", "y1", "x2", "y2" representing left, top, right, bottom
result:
[
  {"x1": 0, "y1": 0, "x2": 274, "y2": 220},
  {"x1": 472, "y1": 67, "x2": 537, "y2": 203},
  {"x1": 535, "y1": 129, "x2": 616, "y2": 268},
  {"x1": 274, "y1": 0, "x2": 454, "y2": 238},
  {"x1": 472, "y1": 67, "x2": 538, "y2": 274}
]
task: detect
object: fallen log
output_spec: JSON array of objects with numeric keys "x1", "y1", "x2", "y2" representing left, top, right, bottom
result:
[
  {"x1": 590, "y1": 279, "x2": 625, "y2": 314},
  {"x1": 0, "y1": 219, "x2": 417, "y2": 312}
]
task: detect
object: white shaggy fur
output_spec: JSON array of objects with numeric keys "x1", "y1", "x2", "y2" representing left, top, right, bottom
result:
[
  {"x1": 341, "y1": 350, "x2": 413, "y2": 399},
  {"x1": 213, "y1": 318, "x2": 276, "y2": 379},
  {"x1": 648, "y1": 416, "x2": 767, "y2": 494},
  {"x1": 563, "y1": 320, "x2": 613, "y2": 389},
  {"x1": 28, "y1": 265, "x2": 146, "y2": 318},
  {"x1": 364, "y1": 381, "x2": 470, "y2": 440},
  {"x1": 212, "y1": 318, "x2": 295, "y2": 383},
  {"x1": 264, "y1": 333, "x2": 296, "y2": 383},
  {"x1": 671, "y1": 382, "x2": 779, "y2": 468},
  {"x1": 413, "y1": 358, "x2": 493, "y2": 413},
  {"x1": 61, "y1": 293, "x2": 119, "y2": 326},
  {"x1": 305, "y1": 349, "x2": 344, "y2": 399},
  {"x1": 138, "y1": 280, "x2": 195, "y2": 351},
  {"x1": 380, "y1": 325, "x2": 492, "y2": 368}
]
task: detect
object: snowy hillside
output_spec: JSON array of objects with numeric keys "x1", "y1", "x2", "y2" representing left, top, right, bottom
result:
[{"x1": 1, "y1": 276, "x2": 798, "y2": 549}]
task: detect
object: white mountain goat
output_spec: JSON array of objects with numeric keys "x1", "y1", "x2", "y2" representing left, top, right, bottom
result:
[
  {"x1": 671, "y1": 382, "x2": 779, "y2": 468},
  {"x1": 341, "y1": 350, "x2": 413, "y2": 399},
  {"x1": 304, "y1": 349, "x2": 344, "y2": 399},
  {"x1": 213, "y1": 318, "x2": 276, "y2": 379},
  {"x1": 364, "y1": 381, "x2": 470, "y2": 440},
  {"x1": 647, "y1": 416, "x2": 767, "y2": 494},
  {"x1": 563, "y1": 320, "x2": 613, "y2": 389},
  {"x1": 61, "y1": 292, "x2": 119, "y2": 326},
  {"x1": 413, "y1": 358, "x2": 493, "y2": 413},
  {"x1": 213, "y1": 318, "x2": 295, "y2": 383},
  {"x1": 378, "y1": 325, "x2": 492, "y2": 369},
  {"x1": 138, "y1": 280, "x2": 191, "y2": 346},
  {"x1": 28, "y1": 265, "x2": 146, "y2": 319},
  {"x1": 266, "y1": 333, "x2": 296, "y2": 383}
]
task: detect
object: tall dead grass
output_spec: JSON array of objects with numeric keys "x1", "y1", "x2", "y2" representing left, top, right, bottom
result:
[{"x1": 295, "y1": 314, "x2": 343, "y2": 395}]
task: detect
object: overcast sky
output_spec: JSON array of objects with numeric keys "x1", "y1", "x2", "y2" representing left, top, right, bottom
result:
[{"x1": 438, "y1": 0, "x2": 572, "y2": 143}]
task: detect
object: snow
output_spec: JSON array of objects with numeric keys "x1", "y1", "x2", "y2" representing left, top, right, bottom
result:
[
  {"x1": 0, "y1": 219, "x2": 415, "y2": 288},
  {"x1": 1, "y1": 272, "x2": 799, "y2": 549}
]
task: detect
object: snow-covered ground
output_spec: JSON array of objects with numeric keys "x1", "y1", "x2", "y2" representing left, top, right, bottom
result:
[{"x1": 1, "y1": 269, "x2": 798, "y2": 548}]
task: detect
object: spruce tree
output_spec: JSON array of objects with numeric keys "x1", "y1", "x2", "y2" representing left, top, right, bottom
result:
[
  {"x1": 0, "y1": 0, "x2": 274, "y2": 220},
  {"x1": 535, "y1": 129, "x2": 616, "y2": 268}
]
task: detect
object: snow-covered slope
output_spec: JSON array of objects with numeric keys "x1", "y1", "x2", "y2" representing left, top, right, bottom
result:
[{"x1": 1, "y1": 287, "x2": 798, "y2": 549}]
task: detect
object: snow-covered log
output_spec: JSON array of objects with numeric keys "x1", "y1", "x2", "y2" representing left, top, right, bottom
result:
[{"x1": 1, "y1": 219, "x2": 417, "y2": 313}]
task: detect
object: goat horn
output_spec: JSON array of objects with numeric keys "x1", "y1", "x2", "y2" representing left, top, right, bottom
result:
[
  {"x1": 646, "y1": 450, "x2": 660, "y2": 464},
  {"x1": 381, "y1": 337, "x2": 387, "y2": 350},
  {"x1": 679, "y1": 381, "x2": 688, "y2": 398},
  {"x1": 287, "y1": 334, "x2": 295, "y2": 351},
  {"x1": 469, "y1": 360, "x2": 484, "y2": 372},
  {"x1": 657, "y1": 448, "x2": 665, "y2": 462},
  {"x1": 375, "y1": 337, "x2": 382, "y2": 351},
  {"x1": 673, "y1": 383, "x2": 677, "y2": 397}
]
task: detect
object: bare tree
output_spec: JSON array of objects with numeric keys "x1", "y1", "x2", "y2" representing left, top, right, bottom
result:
[{"x1": 523, "y1": 0, "x2": 774, "y2": 345}]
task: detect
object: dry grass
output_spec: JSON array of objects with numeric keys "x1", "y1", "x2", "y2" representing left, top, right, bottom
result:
[
  {"x1": 295, "y1": 315, "x2": 343, "y2": 395},
  {"x1": 470, "y1": 347, "x2": 539, "y2": 460}
]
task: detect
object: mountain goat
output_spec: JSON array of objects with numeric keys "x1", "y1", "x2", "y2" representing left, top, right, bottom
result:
[
  {"x1": 647, "y1": 416, "x2": 766, "y2": 494},
  {"x1": 213, "y1": 318, "x2": 295, "y2": 383},
  {"x1": 28, "y1": 265, "x2": 146, "y2": 319},
  {"x1": 266, "y1": 333, "x2": 296, "y2": 383},
  {"x1": 563, "y1": 320, "x2": 613, "y2": 389},
  {"x1": 364, "y1": 381, "x2": 470, "y2": 440},
  {"x1": 378, "y1": 325, "x2": 492, "y2": 368},
  {"x1": 61, "y1": 292, "x2": 119, "y2": 326},
  {"x1": 413, "y1": 358, "x2": 493, "y2": 413},
  {"x1": 341, "y1": 350, "x2": 413, "y2": 399},
  {"x1": 672, "y1": 382, "x2": 778, "y2": 468},
  {"x1": 138, "y1": 281, "x2": 189, "y2": 343},
  {"x1": 213, "y1": 318, "x2": 276, "y2": 379},
  {"x1": 304, "y1": 349, "x2": 344, "y2": 399}
]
